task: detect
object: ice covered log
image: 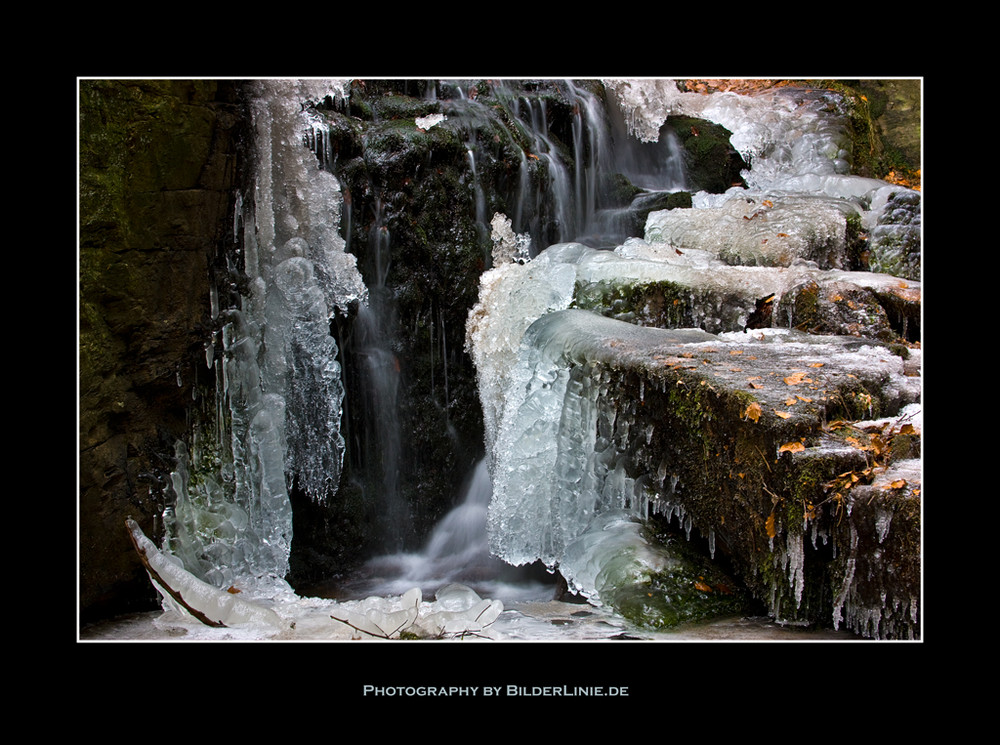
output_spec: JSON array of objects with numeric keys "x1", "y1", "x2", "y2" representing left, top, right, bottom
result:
[
  {"x1": 126, "y1": 518, "x2": 288, "y2": 631},
  {"x1": 486, "y1": 308, "x2": 921, "y2": 637}
]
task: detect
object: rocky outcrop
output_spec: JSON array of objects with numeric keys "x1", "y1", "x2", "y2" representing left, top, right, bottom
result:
[{"x1": 79, "y1": 80, "x2": 248, "y2": 621}]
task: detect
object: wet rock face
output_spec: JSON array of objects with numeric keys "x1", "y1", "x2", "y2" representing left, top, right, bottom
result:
[
  {"x1": 79, "y1": 80, "x2": 248, "y2": 620},
  {"x1": 302, "y1": 83, "x2": 497, "y2": 559}
]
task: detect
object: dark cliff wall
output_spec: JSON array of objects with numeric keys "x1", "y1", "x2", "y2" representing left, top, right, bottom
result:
[{"x1": 79, "y1": 80, "x2": 248, "y2": 623}]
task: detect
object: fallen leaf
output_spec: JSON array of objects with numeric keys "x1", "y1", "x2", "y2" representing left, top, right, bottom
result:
[
  {"x1": 779, "y1": 440, "x2": 805, "y2": 453},
  {"x1": 765, "y1": 513, "x2": 776, "y2": 538},
  {"x1": 774, "y1": 411, "x2": 792, "y2": 419},
  {"x1": 743, "y1": 402, "x2": 763, "y2": 422},
  {"x1": 694, "y1": 580, "x2": 713, "y2": 592},
  {"x1": 783, "y1": 371, "x2": 808, "y2": 385}
]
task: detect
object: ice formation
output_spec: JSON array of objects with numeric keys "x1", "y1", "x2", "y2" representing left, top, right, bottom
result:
[
  {"x1": 603, "y1": 79, "x2": 918, "y2": 254},
  {"x1": 415, "y1": 113, "x2": 446, "y2": 130},
  {"x1": 163, "y1": 80, "x2": 367, "y2": 592},
  {"x1": 131, "y1": 517, "x2": 513, "y2": 640}
]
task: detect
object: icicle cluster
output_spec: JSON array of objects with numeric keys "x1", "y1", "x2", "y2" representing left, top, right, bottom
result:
[{"x1": 163, "y1": 80, "x2": 366, "y2": 591}]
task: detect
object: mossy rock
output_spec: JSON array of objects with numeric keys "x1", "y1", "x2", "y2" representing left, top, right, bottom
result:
[
  {"x1": 664, "y1": 116, "x2": 748, "y2": 193},
  {"x1": 606, "y1": 530, "x2": 752, "y2": 629}
]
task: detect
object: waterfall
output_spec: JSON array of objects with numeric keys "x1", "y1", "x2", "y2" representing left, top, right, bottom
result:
[
  {"x1": 352, "y1": 197, "x2": 409, "y2": 548},
  {"x1": 131, "y1": 78, "x2": 919, "y2": 640},
  {"x1": 339, "y1": 459, "x2": 553, "y2": 602}
]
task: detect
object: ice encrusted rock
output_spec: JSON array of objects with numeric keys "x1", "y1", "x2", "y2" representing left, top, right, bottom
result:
[
  {"x1": 646, "y1": 194, "x2": 857, "y2": 269},
  {"x1": 558, "y1": 510, "x2": 673, "y2": 602},
  {"x1": 468, "y1": 231, "x2": 920, "y2": 613}
]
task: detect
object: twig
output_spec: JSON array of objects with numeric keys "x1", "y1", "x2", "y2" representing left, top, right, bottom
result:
[{"x1": 329, "y1": 613, "x2": 392, "y2": 639}]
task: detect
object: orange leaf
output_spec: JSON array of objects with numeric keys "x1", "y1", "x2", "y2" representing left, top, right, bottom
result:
[
  {"x1": 743, "y1": 402, "x2": 763, "y2": 422},
  {"x1": 784, "y1": 371, "x2": 807, "y2": 385},
  {"x1": 774, "y1": 411, "x2": 791, "y2": 419},
  {"x1": 779, "y1": 440, "x2": 805, "y2": 453},
  {"x1": 765, "y1": 513, "x2": 776, "y2": 538},
  {"x1": 694, "y1": 580, "x2": 713, "y2": 592}
]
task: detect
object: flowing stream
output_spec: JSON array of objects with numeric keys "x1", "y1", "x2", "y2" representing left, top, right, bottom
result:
[{"x1": 92, "y1": 78, "x2": 919, "y2": 642}]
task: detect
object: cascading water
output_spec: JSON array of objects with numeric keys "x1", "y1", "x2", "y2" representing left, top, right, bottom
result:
[
  {"x1": 351, "y1": 197, "x2": 409, "y2": 549},
  {"x1": 338, "y1": 459, "x2": 554, "y2": 602}
]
